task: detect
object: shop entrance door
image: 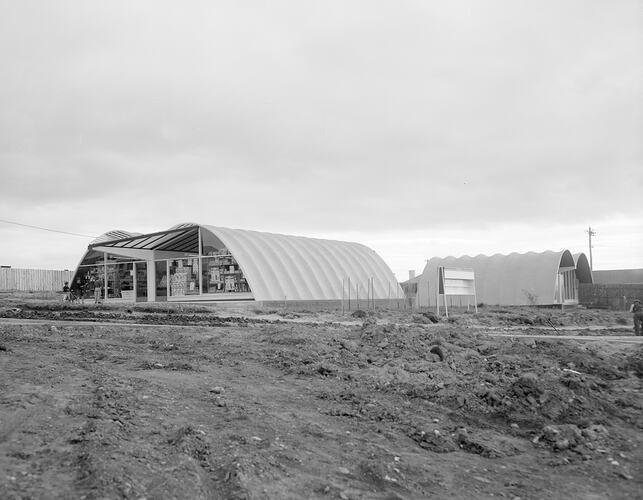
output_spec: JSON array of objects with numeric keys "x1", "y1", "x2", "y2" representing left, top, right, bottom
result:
[
  {"x1": 135, "y1": 262, "x2": 148, "y2": 302},
  {"x1": 155, "y1": 260, "x2": 168, "y2": 302}
]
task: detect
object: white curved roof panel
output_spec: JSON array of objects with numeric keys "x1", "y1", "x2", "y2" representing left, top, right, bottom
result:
[
  {"x1": 201, "y1": 225, "x2": 402, "y2": 301},
  {"x1": 573, "y1": 253, "x2": 593, "y2": 284}
]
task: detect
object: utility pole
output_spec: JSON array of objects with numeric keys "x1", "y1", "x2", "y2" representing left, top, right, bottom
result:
[{"x1": 586, "y1": 226, "x2": 596, "y2": 271}]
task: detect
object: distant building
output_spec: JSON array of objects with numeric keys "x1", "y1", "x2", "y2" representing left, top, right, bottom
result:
[
  {"x1": 408, "y1": 250, "x2": 592, "y2": 307},
  {"x1": 592, "y1": 269, "x2": 643, "y2": 284},
  {"x1": 578, "y1": 268, "x2": 643, "y2": 310}
]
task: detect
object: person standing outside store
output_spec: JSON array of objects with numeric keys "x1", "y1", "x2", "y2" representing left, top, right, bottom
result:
[
  {"x1": 630, "y1": 299, "x2": 643, "y2": 336},
  {"x1": 75, "y1": 278, "x2": 85, "y2": 304},
  {"x1": 93, "y1": 278, "x2": 103, "y2": 304},
  {"x1": 62, "y1": 282, "x2": 70, "y2": 301}
]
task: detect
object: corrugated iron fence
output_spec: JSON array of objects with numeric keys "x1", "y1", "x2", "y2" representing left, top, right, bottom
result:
[
  {"x1": 0, "y1": 268, "x2": 74, "y2": 292},
  {"x1": 579, "y1": 283, "x2": 643, "y2": 310}
]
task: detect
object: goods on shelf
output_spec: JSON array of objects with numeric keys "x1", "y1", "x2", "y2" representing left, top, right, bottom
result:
[
  {"x1": 204, "y1": 254, "x2": 246, "y2": 293},
  {"x1": 170, "y1": 266, "x2": 197, "y2": 296},
  {"x1": 163, "y1": 253, "x2": 251, "y2": 296},
  {"x1": 225, "y1": 276, "x2": 237, "y2": 292}
]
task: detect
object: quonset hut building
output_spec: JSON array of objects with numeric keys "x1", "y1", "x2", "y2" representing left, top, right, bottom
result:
[
  {"x1": 412, "y1": 250, "x2": 593, "y2": 308},
  {"x1": 71, "y1": 223, "x2": 403, "y2": 305}
]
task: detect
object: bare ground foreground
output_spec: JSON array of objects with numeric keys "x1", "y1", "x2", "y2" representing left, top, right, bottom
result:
[{"x1": 0, "y1": 293, "x2": 641, "y2": 499}]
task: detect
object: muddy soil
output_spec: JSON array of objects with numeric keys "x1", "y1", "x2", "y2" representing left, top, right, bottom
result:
[{"x1": 0, "y1": 294, "x2": 641, "y2": 499}]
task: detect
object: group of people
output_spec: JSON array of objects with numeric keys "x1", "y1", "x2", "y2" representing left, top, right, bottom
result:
[{"x1": 62, "y1": 279, "x2": 104, "y2": 304}]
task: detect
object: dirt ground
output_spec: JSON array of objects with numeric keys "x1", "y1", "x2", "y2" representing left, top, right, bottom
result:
[{"x1": 0, "y1": 292, "x2": 641, "y2": 499}]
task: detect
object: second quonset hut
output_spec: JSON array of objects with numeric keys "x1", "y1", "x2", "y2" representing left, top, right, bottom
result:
[{"x1": 412, "y1": 250, "x2": 593, "y2": 307}]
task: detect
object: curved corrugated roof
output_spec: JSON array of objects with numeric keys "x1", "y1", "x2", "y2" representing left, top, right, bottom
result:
[
  {"x1": 201, "y1": 225, "x2": 402, "y2": 301},
  {"x1": 573, "y1": 253, "x2": 593, "y2": 284},
  {"x1": 416, "y1": 250, "x2": 575, "y2": 306}
]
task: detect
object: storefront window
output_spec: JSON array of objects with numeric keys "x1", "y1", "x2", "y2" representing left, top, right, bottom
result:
[
  {"x1": 75, "y1": 265, "x2": 104, "y2": 299},
  {"x1": 106, "y1": 262, "x2": 134, "y2": 298},
  {"x1": 201, "y1": 230, "x2": 227, "y2": 256},
  {"x1": 201, "y1": 252, "x2": 250, "y2": 294},
  {"x1": 79, "y1": 251, "x2": 105, "y2": 267},
  {"x1": 169, "y1": 258, "x2": 200, "y2": 296},
  {"x1": 107, "y1": 253, "x2": 137, "y2": 262},
  {"x1": 155, "y1": 261, "x2": 167, "y2": 299},
  {"x1": 135, "y1": 262, "x2": 147, "y2": 301}
]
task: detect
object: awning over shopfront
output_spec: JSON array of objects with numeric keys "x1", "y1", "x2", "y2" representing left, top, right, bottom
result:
[{"x1": 89, "y1": 225, "x2": 199, "y2": 254}]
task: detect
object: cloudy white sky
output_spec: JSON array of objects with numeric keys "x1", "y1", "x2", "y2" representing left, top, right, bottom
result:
[{"x1": 1, "y1": 1, "x2": 641, "y2": 280}]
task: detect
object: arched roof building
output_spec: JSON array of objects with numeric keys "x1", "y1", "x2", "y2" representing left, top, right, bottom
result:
[
  {"x1": 414, "y1": 250, "x2": 592, "y2": 307},
  {"x1": 573, "y1": 253, "x2": 593, "y2": 285},
  {"x1": 73, "y1": 224, "x2": 402, "y2": 303}
]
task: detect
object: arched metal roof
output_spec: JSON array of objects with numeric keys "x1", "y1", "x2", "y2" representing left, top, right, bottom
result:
[
  {"x1": 201, "y1": 225, "x2": 401, "y2": 301},
  {"x1": 416, "y1": 250, "x2": 578, "y2": 306},
  {"x1": 75, "y1": 224, "x2": 402, "y2": 302},
  {"x1": 573, "y1": 253, "x2": 593, "y2": 284}
]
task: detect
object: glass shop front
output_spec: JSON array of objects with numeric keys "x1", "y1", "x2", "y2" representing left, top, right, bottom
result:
[
  {"x1": 165, "y1": 253, "x2": 250, "y2": 298},
  {"x1": 74, "y1": 254, "x2": 147, "y2": 302},
  {"x1": 74, "y1": 231, "x2": 252, "y2": 302}
]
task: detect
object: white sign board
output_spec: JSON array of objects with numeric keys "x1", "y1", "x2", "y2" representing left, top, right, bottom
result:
[{"x1": 437, "y1": 267, "x2": 477, "y2": 317}]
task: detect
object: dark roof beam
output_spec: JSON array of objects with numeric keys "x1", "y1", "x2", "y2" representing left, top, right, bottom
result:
[
  {"x1": 88, "y1": 225, "x2": 198, "y2": 249},
  {"x1": 158, "y1": 234, "x2": 199, "y2": 251},
  {"x1": 130, "y1": 233, "x2": 170, "y2": 249},
  {"x1": 140, "y1": 232, "x2": 180, "y2": 249},
  {"x1": 171, "y1": 239, "x2": 199, "y2": 253},
  {"x1": 157, "y1": 231, "x2": 199, "y2": 252}
]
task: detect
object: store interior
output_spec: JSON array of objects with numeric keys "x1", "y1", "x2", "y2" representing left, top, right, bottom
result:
[{"x1": 72, "y1": 230, "x2": 252, "y2": 302}]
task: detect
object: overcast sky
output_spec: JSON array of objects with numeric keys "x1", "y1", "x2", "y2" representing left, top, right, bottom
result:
[{"x1": 1, "y1": 0, "x2": 641, "y2": 280}]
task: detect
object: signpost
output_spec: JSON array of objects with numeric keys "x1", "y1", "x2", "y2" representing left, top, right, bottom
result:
[{"x1": 437, "y1": 267, "x2": 477, "y2": 318}]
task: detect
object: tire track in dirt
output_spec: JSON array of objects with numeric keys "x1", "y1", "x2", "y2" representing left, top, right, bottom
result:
[
  {"x1": 53, "y1": 332, "x2": 251, "y2": 499},
  {"x1": 63, "y1": 325, "x2": 258, "y2": 499}
]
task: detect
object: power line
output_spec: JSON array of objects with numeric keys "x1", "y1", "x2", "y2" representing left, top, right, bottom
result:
[{"x1": 0, "y1": 218, "x2": 97, "y2": 238}]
